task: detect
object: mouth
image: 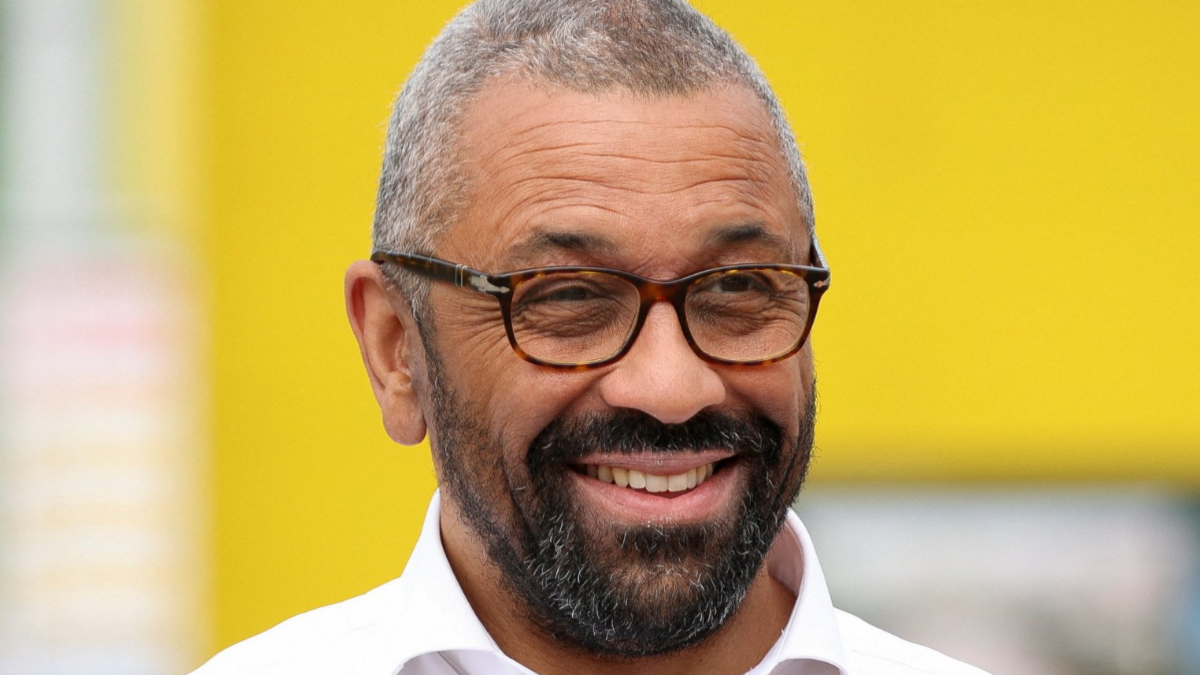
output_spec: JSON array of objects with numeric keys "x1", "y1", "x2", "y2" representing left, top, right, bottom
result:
[
  {"x1": 575, "y1": 459, "x2": 729, "y2": 497},
  {"x1": 567, "y1": 451, "x2": 741, "y2": 520}
]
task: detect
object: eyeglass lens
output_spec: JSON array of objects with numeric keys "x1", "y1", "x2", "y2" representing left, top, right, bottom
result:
[{"x1": 508, "y1": 269, "x2": 811, "y2": 366}]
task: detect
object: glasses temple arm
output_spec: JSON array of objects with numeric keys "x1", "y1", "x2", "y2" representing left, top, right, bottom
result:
[
  {"x1": 810, "y1": 231, "x2": 830, "y2": 270},
  {"x1": 371, "y1": 251, "x2": 511, "y2": 295}
]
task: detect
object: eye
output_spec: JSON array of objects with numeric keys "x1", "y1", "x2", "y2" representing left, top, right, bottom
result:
[
  {"x1": 707, "y1": 272, "x2": 771, "y2": 295},
  {"x1": 714, "y1": 275, "x2": 751, "y2": 293},
  {"x1": 522, "y1": 280, "x2": 605, "y2": 304}
]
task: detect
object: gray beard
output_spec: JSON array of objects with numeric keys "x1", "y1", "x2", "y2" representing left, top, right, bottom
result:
[{"x1": 422, "y1": 340, "x2": 814, "y2": 658}]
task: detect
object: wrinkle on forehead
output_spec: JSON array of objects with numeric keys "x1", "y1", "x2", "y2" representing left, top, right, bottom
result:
[
  {"x1": 489, "y1": 121, "x2": 779, "y2": 174},
  {"x1": 446, "y1": 81, "x2": 802, "y2": 269}
]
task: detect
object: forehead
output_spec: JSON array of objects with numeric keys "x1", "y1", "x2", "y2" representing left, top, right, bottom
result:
[{"x1": 444, "y1": 79, "x2": 804, "y2": 271}]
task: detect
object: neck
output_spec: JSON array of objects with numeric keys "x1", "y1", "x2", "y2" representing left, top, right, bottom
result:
[{"x1": 440, "y1": 500, "x2": 797, "y2": 675}]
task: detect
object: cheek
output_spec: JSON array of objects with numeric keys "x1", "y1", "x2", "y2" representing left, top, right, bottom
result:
[
  {"x1": 727, "y1": 355, "x2": 811, "y2": 431},
  {"x1": 445, "y1": 322, "x2": 512, "y2": 376},
  {"x1": 432, "y1": 316, "x2": 603, "y2": 463},
  {"x1": 432, "y1": 296, "x2": 512, "y2": 391},
  {"x1": 484, "y1": 366, "x2": 607, "y2": 456}
]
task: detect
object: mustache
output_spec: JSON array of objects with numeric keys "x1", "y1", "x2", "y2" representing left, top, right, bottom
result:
[{"x1": 528, "y1": 408, "x2": 784, "y2": 466}]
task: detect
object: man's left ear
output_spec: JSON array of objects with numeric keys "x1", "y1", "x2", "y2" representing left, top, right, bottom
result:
[{"x1": 344, "y1": 260, "x2": 427, "y2": 445}]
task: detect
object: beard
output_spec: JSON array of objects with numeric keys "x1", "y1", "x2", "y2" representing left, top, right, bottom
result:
[{"x1": 423, "y1": 343, "x2": 815, "y2": 658}]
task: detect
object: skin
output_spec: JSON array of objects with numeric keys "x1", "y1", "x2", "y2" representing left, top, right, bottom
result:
[{"x1": 345, "y1": 80, "x2": 815, "y2": 675}]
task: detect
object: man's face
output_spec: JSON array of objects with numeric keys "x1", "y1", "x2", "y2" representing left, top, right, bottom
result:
[{"x1": 417, "y1": 81, "x2": 816, "y2": 656}]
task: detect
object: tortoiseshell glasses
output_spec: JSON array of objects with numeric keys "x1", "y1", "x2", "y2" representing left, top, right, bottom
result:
[{"x1": 372, "y1": 234, "x2": 830, "y2": 369}]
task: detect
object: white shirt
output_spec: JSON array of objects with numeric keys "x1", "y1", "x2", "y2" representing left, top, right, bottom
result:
[{"x1": 193, "y1": 492, "x2": 990, "y2": 675}]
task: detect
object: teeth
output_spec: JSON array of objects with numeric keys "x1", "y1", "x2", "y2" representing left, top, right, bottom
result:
[
  {"x1": 585, "y1": 462, "x2": 716, "y2": 493},
  {"x1": 645, "y1": 473, "x2": 668, "y2": 493},
  {"x1": 666, "y1": 472, "x2": 687, "y2": 492}
]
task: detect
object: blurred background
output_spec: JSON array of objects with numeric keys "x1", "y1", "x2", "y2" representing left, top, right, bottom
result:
[{"x1": 0, "y1": 0, "x2": 1197, "y2": 673}]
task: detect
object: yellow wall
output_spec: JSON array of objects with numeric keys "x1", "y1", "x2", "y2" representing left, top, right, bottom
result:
[{"x1": 202, "y1": 0, "x2": 1200, "y2": 654}]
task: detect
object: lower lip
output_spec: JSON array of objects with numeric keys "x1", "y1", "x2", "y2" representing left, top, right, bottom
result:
[{"x1": 567, "y1": 460, "x2": 743, "y2": 524}]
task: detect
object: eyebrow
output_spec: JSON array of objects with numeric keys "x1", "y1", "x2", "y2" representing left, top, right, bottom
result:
[
  {"x1": 705, "y1": 222, "x2": 794, "y2": 257},
  {"x1": 503, "y1": 221, "x2": 795, "y2": 269},
  {"x1": 505, "y1": 229, "x2": 618, "y2": 266}
]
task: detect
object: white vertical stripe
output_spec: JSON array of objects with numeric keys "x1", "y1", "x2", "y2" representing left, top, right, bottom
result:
[
  {"x1": 1, "y1": 0, "x2": 104, "y2": 240},
  {"x1": 0, "y1": 1, "x2": 207, "y2": 673}
]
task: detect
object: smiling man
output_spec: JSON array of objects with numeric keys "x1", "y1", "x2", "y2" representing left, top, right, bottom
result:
[{"x1": 193, "y1": 1, "x2": 990, "y2": 674}]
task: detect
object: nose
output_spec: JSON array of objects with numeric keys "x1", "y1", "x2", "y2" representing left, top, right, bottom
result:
[{"x1": 597, "y1": 302, "x2": 727, "y2": 424}]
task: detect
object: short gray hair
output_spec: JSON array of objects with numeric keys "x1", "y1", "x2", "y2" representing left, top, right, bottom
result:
[{"x1": 372, "y1": 0, "x2": 813, "y2": 310}]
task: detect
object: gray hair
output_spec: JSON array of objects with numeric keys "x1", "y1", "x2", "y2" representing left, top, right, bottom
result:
[{"x1": 372, "y1": 0, "x2": 813, "y2": 311}]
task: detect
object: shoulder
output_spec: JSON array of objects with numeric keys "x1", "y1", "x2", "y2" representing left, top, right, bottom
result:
[
  {"x1": 189, "y1": 578, "x2": 407, "y2": 675},
  {"x1": 834, "y1": 609, "x2": 993, "y2": 675}
]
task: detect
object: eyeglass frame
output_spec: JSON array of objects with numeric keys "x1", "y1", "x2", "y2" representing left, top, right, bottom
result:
[{"x1": 371, "y1": 232, "x2": 831, "y2": 369}]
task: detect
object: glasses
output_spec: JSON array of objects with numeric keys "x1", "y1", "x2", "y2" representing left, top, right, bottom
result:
[{"x1": 371, "y1": 234, "x2": 830, "y2": 369}]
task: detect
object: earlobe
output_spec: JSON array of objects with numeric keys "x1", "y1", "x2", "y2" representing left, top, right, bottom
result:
[{"x1": 345, "y1": 260, "x2": 428, "y2": 446}]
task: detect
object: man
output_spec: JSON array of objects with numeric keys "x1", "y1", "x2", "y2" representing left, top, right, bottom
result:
[{"x1": 195, "y1": 1, "x2": 990, "y2": 673}]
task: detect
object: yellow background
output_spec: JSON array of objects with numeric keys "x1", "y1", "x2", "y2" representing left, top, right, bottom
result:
[{"x1": 185, "y1": 0, "x2": 1200, "y2": 655}]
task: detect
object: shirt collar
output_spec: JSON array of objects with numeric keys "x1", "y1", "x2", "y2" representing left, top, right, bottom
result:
[
  {"x1": 387, "y1": 491, "x2": 500, "y2": 661},
  {"x1": 385, "y1": 491, "x2": 849, "y2": 674},
  {"x1": 756, "y1": 509, "x2": 850, "y2": 674}
]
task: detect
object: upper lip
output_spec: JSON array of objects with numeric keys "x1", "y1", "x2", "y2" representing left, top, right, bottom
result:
[{"x1": 574, "y1": 449, "x2": 735, "y2": 474}]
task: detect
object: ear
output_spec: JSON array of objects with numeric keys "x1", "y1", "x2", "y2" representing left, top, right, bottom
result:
[{"x1": 345, "y1": 260, "x2": 427, "y2": 445}]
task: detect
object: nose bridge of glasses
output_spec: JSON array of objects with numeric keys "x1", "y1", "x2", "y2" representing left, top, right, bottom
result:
[
  {"x1": 637, "y1": 276, "x2": 694, "y2": 310},
  {"x1": 630, "y1": 277, "x2": 700, "y2": 358}
]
